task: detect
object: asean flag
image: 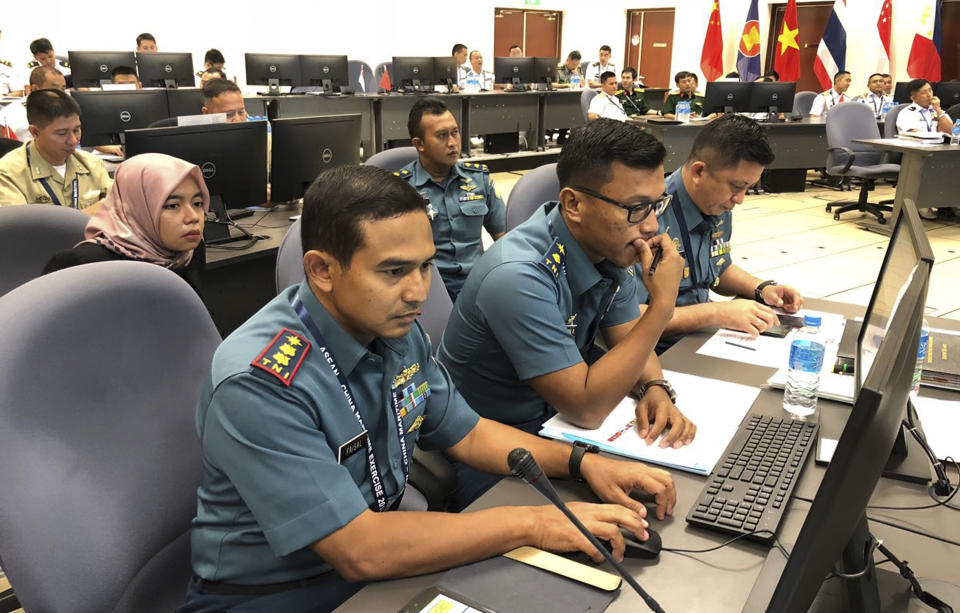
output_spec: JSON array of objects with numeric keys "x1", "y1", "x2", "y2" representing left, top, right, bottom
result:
[
  {"x1": 907, "y1": 0, "x2": 942, "y2": 81},
  {"x1": 736, "y1": 0, "x2": 761, "y2": 82}
]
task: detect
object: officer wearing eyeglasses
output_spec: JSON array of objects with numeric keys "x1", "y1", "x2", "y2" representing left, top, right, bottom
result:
[
  {"x1": 634, "y1": 114, "x2": 804, "y2": 353},
  {"x1": 438, "y1": 119, "x2": 697, "y2": 510}
]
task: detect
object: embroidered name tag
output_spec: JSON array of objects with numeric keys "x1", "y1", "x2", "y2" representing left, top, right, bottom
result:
[{"x1": 338, "y1": 430, "x2": 369, "y2": 464}]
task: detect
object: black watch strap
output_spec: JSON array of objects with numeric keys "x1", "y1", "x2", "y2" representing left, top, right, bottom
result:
[
  {"x1": 755, "y1": 280, "x2": 778, "y2": 303},
  {"x1": 569, "y1": 441, "x2": 599, "y2": 482},
  {"x1": 640, "y1": 379, "x2": 677, "y2": 404}
]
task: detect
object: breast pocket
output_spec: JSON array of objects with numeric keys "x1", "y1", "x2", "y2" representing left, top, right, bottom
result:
[
  {"x1": 457, "y1": 198, "x2": 488, "y2": 217},
  {"x1": 396, "y1": 378, "x2": 431, "y2": 445}
]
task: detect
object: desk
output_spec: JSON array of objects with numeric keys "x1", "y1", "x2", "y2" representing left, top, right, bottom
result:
[
  {"x1": 266, "y1": 95, "x2": 378, "y2": 159},
  {"x1": 201, "y1": 204, "x2": 299, "y2": 334},
  {"x1": 540, "y1": 90, "x2": 585, "y2": 149},
  {"x1": 339, "y1": 299, "x2": 960, "y2": 612},
  {"x1": 462, "y1": 91, "x2": 540, "y2": 152}
]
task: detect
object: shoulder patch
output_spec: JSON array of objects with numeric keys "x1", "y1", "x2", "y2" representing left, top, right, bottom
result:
[
  {"x1": 0, "y1": 59, "x2": 12, "y2": 68},
  {"x1": 251, "y1": 328, "x2": 311, "y2": 386},
  {"x1": 668, "y1": 89, "x2": 680, "y2": 95}
]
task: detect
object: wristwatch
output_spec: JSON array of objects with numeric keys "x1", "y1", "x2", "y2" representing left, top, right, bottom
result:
[
  {"x1": 639, "y1": 379, "x2": 677, "y2": 404},
  {"x1": 755, "y1": 280, "x2": 778, "y2": 303},
  {"x1": 569, "y1": 440, "x2": 599, "y2": 482}
]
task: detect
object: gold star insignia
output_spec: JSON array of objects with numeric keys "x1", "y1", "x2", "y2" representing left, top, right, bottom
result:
[{"x1": 778, "y1": 22, "x2": 799, "y2": 55}]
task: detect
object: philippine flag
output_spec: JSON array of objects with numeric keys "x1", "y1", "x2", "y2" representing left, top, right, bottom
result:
[
  {"x1": 907, "y1": 0, "x2": 942, "y2": 81},
  {"x1": 736, "y1": 0, "x2": 762, "y2": 82},
  {"x1": 813, "y1": 0, "x2": 847, "y2": 91}
]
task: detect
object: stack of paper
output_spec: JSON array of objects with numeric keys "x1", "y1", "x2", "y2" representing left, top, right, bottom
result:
[
  {"x1": 539, "y1": 370, "x2": 761, "y2": 475},
  {"x1": 912, "y1": 396, "x2": 960, "y2": 461}
]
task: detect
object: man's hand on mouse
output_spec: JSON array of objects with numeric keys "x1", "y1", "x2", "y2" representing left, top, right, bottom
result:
[{"x1": 580, "y1": 453, "x2": 677, "y2": 520}]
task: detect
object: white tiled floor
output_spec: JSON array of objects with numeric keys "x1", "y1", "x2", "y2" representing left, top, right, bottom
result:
[{"x1": 490, "y1": 171, "x2": 960, "y2": 321}]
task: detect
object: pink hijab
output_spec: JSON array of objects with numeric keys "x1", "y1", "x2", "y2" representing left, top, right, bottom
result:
[{"x1": 83, "y1": 153, "x2": 210, "y2": 269}]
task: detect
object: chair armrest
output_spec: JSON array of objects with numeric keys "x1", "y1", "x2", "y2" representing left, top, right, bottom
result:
[
  {"x1": 827, "y1": 146, "x2": 856, "y2": 174},
  {"x1": 408, "y1": 446, "x2": 459, "y2": 511},
  {"x1": 0, "y1": 587, "x2": 20, "y2": 613}
]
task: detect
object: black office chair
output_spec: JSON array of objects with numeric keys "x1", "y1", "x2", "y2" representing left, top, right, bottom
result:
[
  {"x1": 0, "y1": 137, "x2": 22, "y2": 157},
  {"x1": 147, "y1": 117, "x2": 179, "y2": 129},
  {"x1": 947, "y1": 103, "x2": 960, "y2": 126}
]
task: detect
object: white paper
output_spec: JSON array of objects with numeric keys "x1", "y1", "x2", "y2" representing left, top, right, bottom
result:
[
  {"x1": 817, "y1": 438, "x2": 839, "y2": 463},
  {"x1": 912, "y1": 396, "x2": 960, "y2": 461},
  {"x1": 539, "y1": 370, "x2": 760, "y2": 475},
  {"x1": 767, "y1": 370, "x2": 856, "y2": 404}
]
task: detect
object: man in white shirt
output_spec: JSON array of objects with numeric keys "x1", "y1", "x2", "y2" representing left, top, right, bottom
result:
[
  {"x1": 0, "y1": 66, "x2": 66, "y2": 143},
  {"x1": 809, "y1": 70, "x2": 852, "y2": 116},
  {"x1": 896, "y1": 78, "x2": 952, "y2": 135},
  {"x1": 585, "y1": 45, "x2": 617, "y2": 88},
  {"x1": 459, "y1": 50, "x2": 494, "y2": 92},
  {"x1": 452, "y1": 43, "x2": 469, "y2": 84},
  {"x1": 858, "y1": 73, "x2": 893, "y2": 119},
  {"x1": 587, "y1": 72, "x2": 627, "y2": 122}
]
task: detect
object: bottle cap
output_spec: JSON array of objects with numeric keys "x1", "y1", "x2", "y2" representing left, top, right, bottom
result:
[{"x1": 803, "y1": 315, "x2": 822, "y2": 327}]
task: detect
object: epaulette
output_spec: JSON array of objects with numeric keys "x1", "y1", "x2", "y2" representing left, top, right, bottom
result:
[
  {"x1": 694, "y1": 90, "x2": 704, "y2": 97},
  {"x1": 821, "y1": 91, "x2": 833, "y2": 97},
  {"x1": 636, "y1": 87, "x2": 645, "y2": 93},
  {"x1": 61, "y1": 60, "x2": 69, "y2": 68},
  {"x1": 0, "y1": 59, "x2": 11, "y2": 68},
  {"x1": 196, "y1": 70, "x2": 204, "y2": 77},
  {"x1": 615, "y1": 89, "x2": 624, "y2": 95},
  {"x1": 668, "y1": 89, "x2": 681, "y2": 95},
  {"x1": 461, "y1": 162, "x2": 489, "y2": 173},
  {"x1": 251, "y1": 328, "x2": 310, "y2": 387},
  {"x1": 393, "y1": 168, "x2": 412, "y2": 178},
  {"x1": 26, "y1": 60, "x2": 39, "y2": 69}
]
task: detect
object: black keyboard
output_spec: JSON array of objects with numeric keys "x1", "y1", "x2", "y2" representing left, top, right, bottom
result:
[{"x1": 685, "y1": 414, "x2": 818, "y2": 544}]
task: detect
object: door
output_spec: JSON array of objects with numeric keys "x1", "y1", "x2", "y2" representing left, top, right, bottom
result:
[
  {"x1": 624, "y1": 9, "x2": 675, "y2": 88},
  {"x1": 493, "y1": 8, "x2": 562, "y2": 59},
  {"x1": 767, "y1": 2, "x2": 834, "y2": 93},
  {"x1": 943, "y1": 1, "x2": 960, "y2": 82}
]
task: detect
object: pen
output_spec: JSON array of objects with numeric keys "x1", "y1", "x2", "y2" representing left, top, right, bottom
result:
[
  {"x1": 725, "y1": 341, "x2": 756, "y2": 351},
  {"x1": 648, "y1": 225, "x2": 670, "y2": 276}
]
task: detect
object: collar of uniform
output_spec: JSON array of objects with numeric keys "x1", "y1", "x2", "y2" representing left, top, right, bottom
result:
[
  {"x1": 545, "y1": 203, "x2": 609, "y2": 297},
  {"x1": 666, "y1": 168, "x2": 707, "y2": 230},
  {"x1": 27, "y1": 142, "x2": 89, "y2": 181},
  {"x1": 411, "y1": 159, "x2": 460, "y2": 188}
]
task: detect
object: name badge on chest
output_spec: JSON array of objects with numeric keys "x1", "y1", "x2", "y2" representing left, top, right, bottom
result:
[{"x1": 338, "y1": 430, "x2": 369, "y2": 464}]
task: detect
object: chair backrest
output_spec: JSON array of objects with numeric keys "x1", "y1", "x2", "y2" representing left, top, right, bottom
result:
[
  {"x1": 883, "y1": 103, "x2": 911, "y2": 165},
  {"x1": 0, "y1": 204, "x2": 90, "y2": 296},
  {"x1": 0, "y1": 137, "x2": 22, "y2": 157},
  {"x1": 580, "y1": 88, "x2": 598, "y2": 121},
  {"x1": 825, "y1": 102, "x2": 882, "y2": 169},
  {"x1": 148, "y1": 116, "x2": 179, "y2": 129},
  {"x1": 948, "y1": 103, "x2": 960, "y2": 126},
  {"x1": 348, "y1": 59, "x2": 376, "y2": 93},
  {"x1": 506, "y1": 163, "x2": 558, "y2": 231},
  {"x1": 793, "y1": 91, "x2": 817, "y2": 118},
  {"x1": 0, "y1": 261, "x2": 221, "y2": 613},
  {"x1": 276, "y1": 217, "x2": 304, "y2": 293},
  {"x1": 420, "y1": 264, "x2": 452, "y2": 355},
  {"x1": 365, "y1": 146, "x2": 419, "y2": 173}
]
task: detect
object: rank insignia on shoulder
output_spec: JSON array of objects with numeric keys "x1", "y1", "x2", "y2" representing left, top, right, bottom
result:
[{"x1": 251, "y1": 328, "x2": 310, "y2": 386}]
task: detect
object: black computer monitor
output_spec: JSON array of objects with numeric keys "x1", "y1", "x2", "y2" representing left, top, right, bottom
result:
[
  {"x1": 433, "y1": 57, "x2": 459, "y2": 88},
  {"x1": 747, "y1": 81, "x2": 796, "y2": 114},
  {"x1": 934, "y1": 81, "x2": 960, "y2": 108},
  {"x1": 494, "y1": 57, "x2": 536, "y2": 86},
  {"x1": 892, "y1": 81, "x2": 912, "y2": 104},
  {"x1": 746, "y1": 202, "x2": 934, "y2": 612},
  {"x1": 136, "y1": 52, "x2": 195, "y2": 88},
  {"x1": 244, "y1": 53, "x2": 300, "y2": 89},
  {"x1": 533, "y1": 57, "x2": 559, "y2": 86},
  {"x1": 68, "y1": 51, "x2": 138, "y2": 88},
  {"x1": 299, "y1": 55, "x2": 349, "y2": 92},
  {"x1": 392, "y1": 57, "x2": 436, "y2": 91},
  {"x1": 124, "y1": 122, "x2": 268, "y2": 244},
  {"x1": 270, "y1": 114, "x2": 361, "y2": 203},
  {"x1": 702, "y1": 81, "x2": 751, "y2": 113},
  {"x1": 72, "y1": 90, "x2": 169, "y2": 146},
  {"x1": 166, "y1": 88, "x2": 204, "y2": 118}
]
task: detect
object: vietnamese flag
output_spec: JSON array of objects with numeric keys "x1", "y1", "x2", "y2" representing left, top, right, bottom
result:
[
  {"x1": 700, "y1": 1, "x2": 724, "y2": 81},
  {"x1": 907, "y1": 0, "x2": 942, "y2": 81},
  {"x1": 774, "y1": 0, "x2": 800, "y2": 82}
]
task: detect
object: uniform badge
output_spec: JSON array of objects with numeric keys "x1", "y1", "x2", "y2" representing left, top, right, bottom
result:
[
  {"x1": 683, "y1": 267, "x2": 690, "y2": 279},
  {"x1": 672, "y1": 237, "x2": 681, "y2": 252},
  {"x1": 338, "y1": 430, "x2": 369, "y2": 463},
  {"x1": 251, "y1": 328, "x2": 310, "y2": 386},
  {"x1": 426, "y1": 203, "x2": 438, "y2": 221},
  {"x1": 715, "y1": 257, "x2": 726, "y2": 268},
  {"x1": 566, "y1": 314, "x2": 578, "y2": 335},
  {"x1": 459, "y1": 183, "x2": 477, "y2": 192},
  {"x1": 406, "y1": 414, "x2": 425, "y2": 434},
  {"x1": 711, "y1": 230, "x2": 724, "y2": 239},
  {"x1": 392, "y1": 362, "x2": 421, "y2": 389},
  {"x1": 398, "y1": 379, "x2": 431, "y2": 417}
]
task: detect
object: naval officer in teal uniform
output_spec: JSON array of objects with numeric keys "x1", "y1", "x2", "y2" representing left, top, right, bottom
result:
[
  {"x1": 179, "y1": 164, "x2": 676, "y2": 612},
  {"x1": 395, "y1": 97, "x2": 505, "y2": 301}
]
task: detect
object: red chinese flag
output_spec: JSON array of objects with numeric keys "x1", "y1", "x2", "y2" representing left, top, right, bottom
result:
[
  {"x1": 700, "y1": 1, "x2": 724, "y2": 81},
  {"x1": 774, "y1": 0, "x2": 801, "y2": 82},
  {"x1": 0, "y1": 125, "x2": 17, "y2": 140},
  {"x1": 877, "y1": 0, "x2": 892, "y2": 63},
  {"x1": 378, "y1": 66, "x2": 392, "y2": 92}
]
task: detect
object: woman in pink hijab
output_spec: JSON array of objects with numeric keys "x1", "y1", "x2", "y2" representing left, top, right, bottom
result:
[{"x1": 44, "y1": 153, "x2": 209, "y2": 293}]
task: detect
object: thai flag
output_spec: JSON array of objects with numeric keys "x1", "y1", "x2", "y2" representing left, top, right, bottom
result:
[{"x1": 813, "y1": 0, "x2": 847, "y2": 91}]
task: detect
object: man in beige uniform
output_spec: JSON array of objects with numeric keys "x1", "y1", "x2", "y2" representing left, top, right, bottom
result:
[{"x1": 0, "y1": 89, "x2": 110, "y2": 209}]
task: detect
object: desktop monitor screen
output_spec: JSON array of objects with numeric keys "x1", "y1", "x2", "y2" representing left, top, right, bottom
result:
[
  {"x1": 244, "y1": 53, "x2": 300, "y2": 87},
  {"x1": 72, "y1": 90, "x2": 169, "y2": 146},
  {"x1": 892, "y1": 81, "x2": 912, "y2": 104},
  {"x1": 533, "y1": 57, "x2": 559, "y2": 84},
  {"x1": 270, "y1": 114, "x2": 361, "y2": 203},
  {"x1": 68, "y1": 51, "x2": 138, "y2": 88},
  {"x1": 136, "y1": 52, "x2": 195, "y2": 88},
  {"x1": 702, "y1": 81, "x2": 751, "y2": 114},
  {"x1": 747, "y1": 81, "x2": 796, "y2": 114},
  {"x1": 124, "y1": 121, "x2": 268, "y2": 213},
  {"x1": 392, "y1": 57, "x2": 436, "y2": 89},
  {"x1": 299, "y1": 55, "x2": 349, "y2": 90},
  {"x1": 433, "y1": 57, "x2": 459, "y2": 86},
  {"x1": 494, "y1": 57, "x2": 536, "y2": 85},
  {"x1": 166, "y1": 88, "x2": 204, "y2": 117},
  {"x1": 934, "y1": 81, "x2": 960, "y2": 108}
]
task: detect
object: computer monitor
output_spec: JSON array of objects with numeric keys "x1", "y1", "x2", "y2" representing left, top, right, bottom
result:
[
  {"x1": 934, "y1": 81, "x2": 960, "y2": 108},
  {"x1": 270, "y1": 114, "x2": 361, "y2": 203},
  {"x1": 494, "y1": 57, "x2": 536, "y2": 86},
  {"x1": 702, "y1": 81, "x2": 751, "y2": 114},
  {"x1": 72, "y1": 90, "x2": 169, "y2": 146},
  {"x1": 392, "y1": 57, "x2": 436, "y2": 91},
  {"x1": 745, "y1": 202, "x2": 934, "y2": 613},
  {"x1": 299, "y1": 55, "x2": 349, "y2": 92},
  {"x1": 244, "y1": 53, "x2": 300, "y2": 91},
  {"x1": 136, "y1": 52, "x2": 195, "y2": 88},
  {"x1": 892, "y1": 81, "x2": 912, "y2": 104},
  {"x1": 124, "y1": 122, "x2": 268, "y2": 244},
  {"x1": 433, "y1": 57, "x2": 459, "y2": 88},
  {"x1": 68, "y1": 51, "x2": 138, "y2": 88},
  {"x1": 533, "y1": 57, "x2": 559, "y2": 86},
  {"x1": 746, "y1": 81, "x2": 796, "y2": 114},
  {"x1": 166, "y1": 88, "x2": 204, "y2": 118}
]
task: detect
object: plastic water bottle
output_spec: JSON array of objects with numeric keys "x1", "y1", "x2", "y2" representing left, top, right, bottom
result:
[
  {"x1": 910, "y1": 321, "x2": 931, "y2": 396},
  {"x1": 571, "y1": 74, "x2": 581, "y2": 90},
  {"x1": 783, "y1": 315, "x2": 826, "y2": 418},
  {"x1": 677, "y1": 100, "x2": 691, "y2": 124},
  {"x1": 881, "y1": 101, "x2": 893, "y2": 120},
  {"x1": 950, "y1": 120, "x2": 960, "y2": 146},
  {"x1": 467, "y1": 75, "x2": 480, "y2": 92}
]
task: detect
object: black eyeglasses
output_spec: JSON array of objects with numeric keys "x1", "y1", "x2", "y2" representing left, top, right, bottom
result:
[{"x1": 570, "y1": 186, "x2": 672, "y2": 223}]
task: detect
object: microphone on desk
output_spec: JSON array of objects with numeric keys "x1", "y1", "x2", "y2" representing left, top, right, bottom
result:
[{"x1": 507, "y1": 448, "x2": 666, "y2": 613}]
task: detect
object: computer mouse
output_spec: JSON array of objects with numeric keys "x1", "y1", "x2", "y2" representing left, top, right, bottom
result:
[{"x1": 622, "y1": 527, "x2": 662, "y2": 559}]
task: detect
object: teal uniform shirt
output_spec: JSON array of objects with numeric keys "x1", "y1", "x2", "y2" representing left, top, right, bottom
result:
[
  {"x1": 396, "y1": 160, "x2": 506, "y2": 299},
  {"x1": 438, "y1": 202, "x2": 640, "y2": 425},
  {"x1": 190, "y1": 282, "x2": 479, "y2": 585},
  {"x1": 635, "y1": 169, "x2": 732, "y2": 352}
]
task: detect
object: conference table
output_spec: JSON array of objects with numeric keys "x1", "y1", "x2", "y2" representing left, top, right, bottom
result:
[{"x1": 338, "y1": 298, "x2": 960, "y2": 612}]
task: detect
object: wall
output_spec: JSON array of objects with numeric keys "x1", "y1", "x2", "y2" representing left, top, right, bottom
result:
[{"x1": 0, "y1": 0, "x2": 951, "y2": 97}]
